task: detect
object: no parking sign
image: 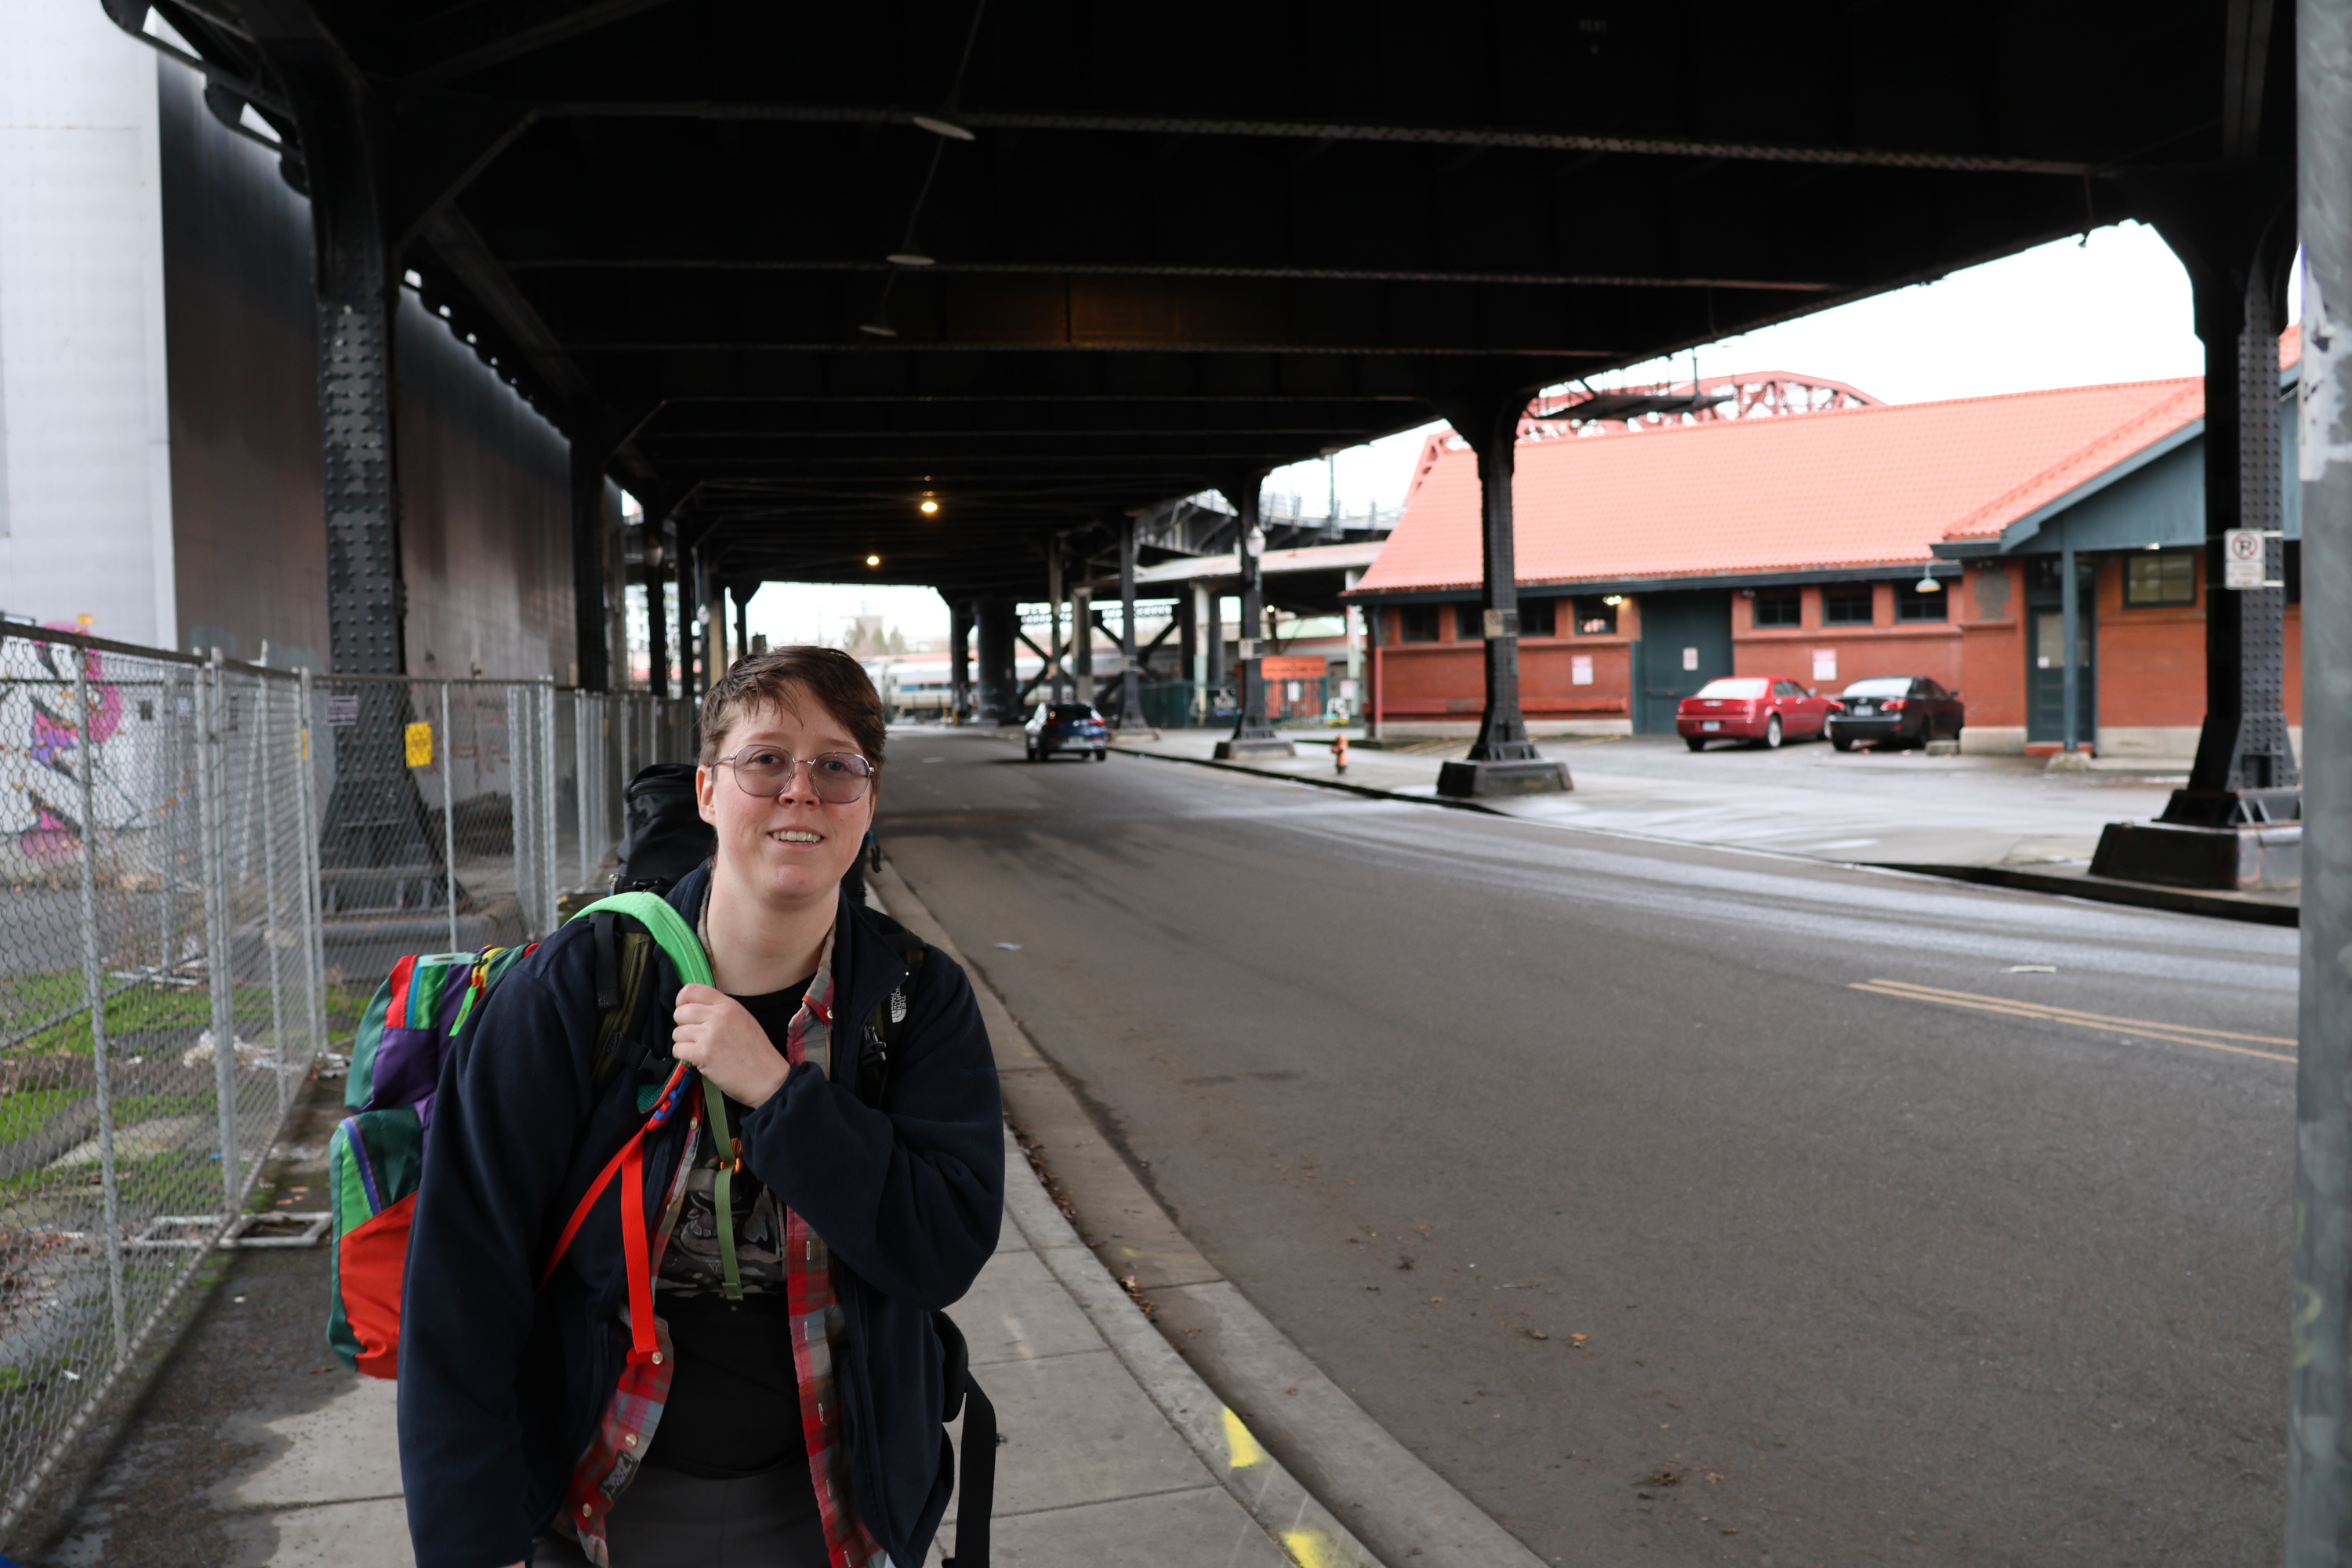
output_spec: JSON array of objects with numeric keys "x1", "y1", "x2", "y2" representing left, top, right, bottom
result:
[{"x1": 2223, "y1": 528, "x2": 2278, "y2": 590}]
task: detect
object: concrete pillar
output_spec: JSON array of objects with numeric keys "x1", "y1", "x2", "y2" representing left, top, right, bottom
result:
[
  {"x1": 2289, "y1": 3, "x2": 2352, "y2": 1546},
  {"x1": 734, "y1": 585, "x2": 750, "y2": 670},
  {"x1": 1203, "y1": 583, "x2": 1221, "y2": 715},
  {"x1": 1433, "y1": 391, "x2": 1567, "y2": 797},
  {"x1": 1118, "y1": 517, "x2": 1149, "y2": 728},
  {"x1": 976, "y1": 597, "x2": 1018, "y2": 725},
  {"x1": 1213, "y1": 480, "x2": 1293, "y2": 758},
  {"x1": 949, "y1": 598, "x2": 973, "y2": 721},
  {"x1": 1181, "y1": 583, "x2": 1202, "y2": 720},
  {"x1": 1073, "y1": 584, "x2": 1094, "y2": 704}
]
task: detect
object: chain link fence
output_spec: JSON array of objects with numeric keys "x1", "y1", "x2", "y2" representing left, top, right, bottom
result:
[{"x1": 0, "y1": 627, "x2": 698, "y2": 1537}]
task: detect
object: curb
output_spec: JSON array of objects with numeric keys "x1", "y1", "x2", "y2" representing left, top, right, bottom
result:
[
  {"x1": 1869, "y1": 861, "x2": 2299, "y2": 927},
  {"x1": 1106, "y1": 742, "x2": 1508, "y2": 815},
  {"x1": 870, "y1": 861, "x2": 1549, "y2": 1568}
]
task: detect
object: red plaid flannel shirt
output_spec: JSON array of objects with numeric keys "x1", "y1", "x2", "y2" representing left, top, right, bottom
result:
[{"x1": 557, "y1": 931, "x2": 886, "y2": 1568}]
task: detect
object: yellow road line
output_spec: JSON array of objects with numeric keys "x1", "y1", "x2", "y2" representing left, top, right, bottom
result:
[
  {"x1": 1863, "y1": 978, "x2": 2296, "y2": 1047},
  {"x1": 1849, "y1": 982, "x2": 2296, "y2": 1064}
]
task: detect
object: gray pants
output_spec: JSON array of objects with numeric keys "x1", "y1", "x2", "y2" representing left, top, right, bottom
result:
[{"x1": 532, "y1": 1461, "x2": 829, "y2": 1567}]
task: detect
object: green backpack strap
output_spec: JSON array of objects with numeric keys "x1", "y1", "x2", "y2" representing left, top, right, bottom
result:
[{"x1": 564, "y1": 894, "x2": 744, "y2": 1301}]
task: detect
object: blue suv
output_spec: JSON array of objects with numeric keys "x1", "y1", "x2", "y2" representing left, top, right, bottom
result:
[{"x1": 1023, "y1": 702, "x2": 1109, "y2": 762}]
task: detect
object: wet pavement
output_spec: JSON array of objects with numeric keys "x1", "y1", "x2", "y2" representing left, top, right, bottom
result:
[
  {"x1": 1114, "y1": 728, "x2": 2187, "y2": 869},
  {"x1": 883, "y1": 727, "x2": 2294, "y2": 1567}
]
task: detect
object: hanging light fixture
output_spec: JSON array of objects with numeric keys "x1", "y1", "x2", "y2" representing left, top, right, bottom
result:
[
  {"x1": 1915, "y1": 572, "x2": 1943, "y2": 593},
  {"x1": 919, "y1": 498, "x2": 940, "y2": 514},
  {"x1": 866, "y1": 554, "x2": 883, "y2": 568}
]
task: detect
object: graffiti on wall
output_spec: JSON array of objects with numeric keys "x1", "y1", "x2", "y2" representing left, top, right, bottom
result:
[{"x1": 2, "y1": 625, "x2": 127, "y2": 862}]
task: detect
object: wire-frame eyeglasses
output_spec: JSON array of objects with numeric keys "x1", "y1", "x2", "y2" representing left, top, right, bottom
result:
[{"x1": 715, "y1": 746, "x2": 875, "y2": 804}]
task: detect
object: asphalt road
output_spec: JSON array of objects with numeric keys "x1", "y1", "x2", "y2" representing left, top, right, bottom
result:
[{"x1": 879, "y1": 729, "x2": 2296, "y2": 1568}]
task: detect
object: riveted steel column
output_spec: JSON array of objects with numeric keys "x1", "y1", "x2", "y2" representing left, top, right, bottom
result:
[
  {"x1": 1047, "y1": 546, "x2": 1065, "y2": 704},
  {"x1": 1214, "y1": 481, "x2": 1291, "y2": 757},
  {"x1": 1436, "y1": 394, "x2": 1566, "y2": 797},
  {"x1": 1071, "y1": 585, "x2": 1094, "y2": 705},
  {"x1": 571, "y1": 434, "x2": 610, "y2": 691},
  {"x1": 975, "y1": 598, "x2": 1017, "y2": 725},
  {"x1": 949, "y1": 598, "x2": 973, "y2": 721},
  {"x1": 2292, "y1": 3, "x2": 2352, "y2": 1557}
]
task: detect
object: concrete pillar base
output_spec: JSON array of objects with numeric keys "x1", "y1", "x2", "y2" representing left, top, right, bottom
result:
[
  {"x1": 1215, "y1": 736, "x2": 1298, "y2": 760},
  {"x1": 1436, "y1": 758, "x2": 1571, "y2": 799},
  {"x1": 2089, "y1": 818, "x2": 2301, "y2": 891}
]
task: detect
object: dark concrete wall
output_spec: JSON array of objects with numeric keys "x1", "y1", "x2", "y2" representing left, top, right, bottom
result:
[
  {"x1": 156, "y1": 66, "x2": 326, "y2": 667},
  {"x1": 394, "y1": 293, "x2": 575, "y2": 682},
  {"x1": 156, "y1": 66, "x2": 583, "y2": 680}
]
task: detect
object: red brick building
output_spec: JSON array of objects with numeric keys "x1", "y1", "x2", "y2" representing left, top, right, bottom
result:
[{"x1": 1351, "y1": 347, "x2": 2301, "y2": 757}]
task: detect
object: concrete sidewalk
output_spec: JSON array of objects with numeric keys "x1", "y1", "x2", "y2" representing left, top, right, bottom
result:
[{"x1": 21, "y1": 908, "x2": 1417, "y2": 1568}]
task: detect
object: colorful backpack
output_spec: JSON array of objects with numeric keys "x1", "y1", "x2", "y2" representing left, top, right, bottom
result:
[{"x1": 325, "y1": 892, "x2": 712, "y2": 1377}]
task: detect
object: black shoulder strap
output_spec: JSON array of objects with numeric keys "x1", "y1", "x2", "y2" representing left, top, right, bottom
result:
[
  {"x1": 588, "y1": 916, "x2": 666, "y2": 1091},
  {"x1": 935, "y1": 1310, "x2": 994, "y2": 1568}
]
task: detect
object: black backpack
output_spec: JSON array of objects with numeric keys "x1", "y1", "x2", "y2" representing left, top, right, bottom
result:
[{"x1": 613, "y1": 763, "x2": 716, "y2": 895}]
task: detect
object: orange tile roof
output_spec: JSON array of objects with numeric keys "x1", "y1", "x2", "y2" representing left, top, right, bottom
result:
[{"x1": 1355, "y1": 376, "x2": 2206, "y2": 594}]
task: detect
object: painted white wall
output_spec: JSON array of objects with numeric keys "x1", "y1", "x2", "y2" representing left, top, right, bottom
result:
[{"x1": 0, "y1": 2, "x2": 174, "y2": 645}]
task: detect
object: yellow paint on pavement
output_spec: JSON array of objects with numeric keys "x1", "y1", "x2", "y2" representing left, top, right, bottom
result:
[
  {"x1": 1850, "y1": 978, "x2": 2296, "y2": 1063},
  {"x1": 1282, "y1": 1526, "x2": 1340, "y2": 1568},
  {"x1": 1221, "y1": 1405, "x2": 1269, "y2": 1469}
]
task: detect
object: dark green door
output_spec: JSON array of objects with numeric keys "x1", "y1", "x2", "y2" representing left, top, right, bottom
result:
[
  {"x1": 1633, "y1": 591, "x2": 1734, "y2": 734},
  {"x1": 2025, "y1": 558, "x2": 2096, "y2": 746}
]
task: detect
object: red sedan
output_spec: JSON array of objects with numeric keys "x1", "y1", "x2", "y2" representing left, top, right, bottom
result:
[{"x1": 1676, "y1": 676, "x2": 1833, "y2": 750}]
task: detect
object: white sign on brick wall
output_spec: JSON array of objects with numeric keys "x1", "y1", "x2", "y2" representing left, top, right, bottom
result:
[{"x1": 1812, "y1": 648, "x2": 1837, "y2": 681}]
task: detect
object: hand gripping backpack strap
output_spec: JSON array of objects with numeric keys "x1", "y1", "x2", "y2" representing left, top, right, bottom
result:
[{"x1": 557, "y1": 895, "x2": 746, "y2": 1308}]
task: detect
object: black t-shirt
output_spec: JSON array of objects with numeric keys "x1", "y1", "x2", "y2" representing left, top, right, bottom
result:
[{"x1": 644, "y1": 978, "x2": 811, "y2": 1479}]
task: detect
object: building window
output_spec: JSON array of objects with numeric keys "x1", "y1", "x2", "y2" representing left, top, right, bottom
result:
[
  {"x1": 1519, "y1": 597, "x2": 1556, "y2": 637},
  {"x1": 2125, "y1": 551, "x2": 2198, "y2": 607},
  {"x1": 1396, "y1": 604, "x2": 1440, "y2": 643},
  {"x1": 1457, "y1": 603, "x2": 1483, "y2": 640},
  {"x1": 1822, "y1": 583, "x2": 1875, "y2": 625},
  {"x1": 1753, "y1": 588, "x2": 1801, "y2": 628},
  {"x1": 1893, "y1": 580, "x2": 1948, "y2": 622},
  {"x1": 1573, "y1": 595, "x2": 1619, "y2": 635}
]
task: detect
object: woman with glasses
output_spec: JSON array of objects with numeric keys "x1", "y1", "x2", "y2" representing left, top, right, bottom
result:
[{"x1": 398, "y1": 647, "x2": 1004, "y2": 1568}]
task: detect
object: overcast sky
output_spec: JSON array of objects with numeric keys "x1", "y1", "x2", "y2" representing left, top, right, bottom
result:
[{"x1": 751, "y1": 220, "x2": 2234, "y2": 646}]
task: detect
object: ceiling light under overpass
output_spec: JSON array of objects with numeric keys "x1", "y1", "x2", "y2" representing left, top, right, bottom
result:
[
  {"x1": 920, "y1": 499, "x2": 939, "y2": 514},
  {"x1": 858, "y1": 321, "x2": 898, "y2": 338},
  {"x1": 912, "y1": 114, "x2": 975, "y2": 141},
  {"x1": 887, "y1": 252, "x2": 936, "y2": 267},
  {"x1": 866, "y1": 554, "x2": 883, "y2": 568}
]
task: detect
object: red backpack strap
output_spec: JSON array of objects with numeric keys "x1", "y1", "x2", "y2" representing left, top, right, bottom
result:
[{"x1": 539, "y1": 1065, "x2": 692, "y2": 1367}]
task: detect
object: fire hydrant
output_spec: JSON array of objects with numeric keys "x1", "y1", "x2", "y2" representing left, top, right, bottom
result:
[{"x1": 1334, "y1": 733, "x2": 1349, "y2": 773}]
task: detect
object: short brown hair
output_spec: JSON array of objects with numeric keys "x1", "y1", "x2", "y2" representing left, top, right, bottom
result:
[{"x1": 698, "y1": 647, "x2": 886, "y2": 770}]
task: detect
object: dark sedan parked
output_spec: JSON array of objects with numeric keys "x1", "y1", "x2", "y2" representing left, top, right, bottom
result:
[
  {"x1": 1024, "y1": 701, "x2": 1109, "y2": 761},
  {"x1": 1825, "y1": 676, "x2": 1965, "y2": 750}
]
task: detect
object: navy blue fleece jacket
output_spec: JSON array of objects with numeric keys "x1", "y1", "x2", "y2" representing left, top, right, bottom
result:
[{"x1": 395, "y1": 867, "x2": 1004, "y2": 1568}]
